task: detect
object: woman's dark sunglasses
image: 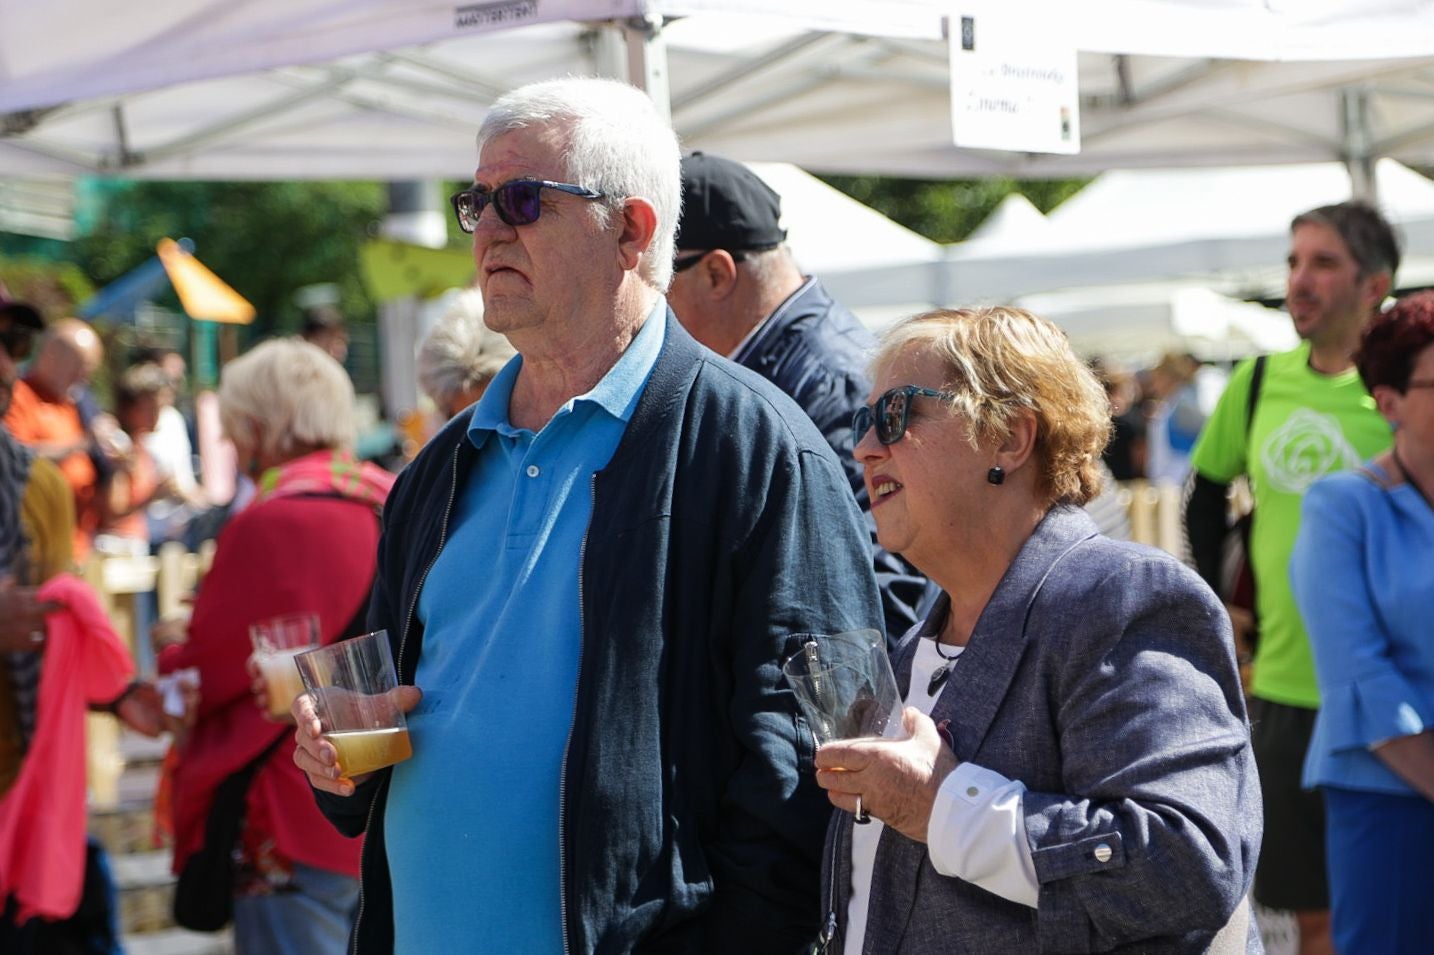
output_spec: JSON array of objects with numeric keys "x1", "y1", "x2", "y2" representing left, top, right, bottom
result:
[
  {"x1": 852, "y1": 386, "x2": 958, "y2": 447},
  {"x1": 450, "y1": 179, "x2": 605, "y2": 232}
]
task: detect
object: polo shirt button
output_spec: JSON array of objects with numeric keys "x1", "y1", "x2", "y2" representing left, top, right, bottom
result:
[
  {"x1": 966, "y1": 786, "x2": 979, "y2": 798},
  {"x1": 1093, "y1": 843, "x2": 1113, "y2": 863},
  {"x1": 526, "y1": 465, "x2": 540, "y2": 477}
]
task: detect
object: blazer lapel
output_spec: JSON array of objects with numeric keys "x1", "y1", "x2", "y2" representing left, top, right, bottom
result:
[{"x1": 927, "y1": 507, "x2": 1096, "y2": 762}]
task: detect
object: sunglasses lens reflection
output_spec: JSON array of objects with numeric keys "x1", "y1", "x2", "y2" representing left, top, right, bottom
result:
[
  {"x1": 852, "y1": 407, "x2": 872, "y2": 447},
  {"x1": 454, "y1": 182, "x2": 542, "y2": 231},
  {"x1": 879, "y1": 391, "x2": 907, "y2": 444},
  {"x1": 495, "y1": 181, "x2": 543, "y2": 226},
  {"x1": 455, "y1": 191, "x2": 482, "y2": 232}
]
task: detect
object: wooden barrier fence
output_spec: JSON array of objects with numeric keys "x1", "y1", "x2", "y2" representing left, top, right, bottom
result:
[
  {"x1": 83, "y1": 540, "x2": 215, "y2": 808},
  {"x1": 1116, "y1": 480, "x2": 1187, "y2": 557}
]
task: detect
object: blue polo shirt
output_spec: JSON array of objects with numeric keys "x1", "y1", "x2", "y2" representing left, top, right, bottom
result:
[{"x1": 385, "y1": 304, "x2": 666, "y2": 954}]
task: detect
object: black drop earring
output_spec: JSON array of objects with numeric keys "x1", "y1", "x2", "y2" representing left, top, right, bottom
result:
[{"x1": 986, "y1": 466, "x2": 1005, "y2": 486}]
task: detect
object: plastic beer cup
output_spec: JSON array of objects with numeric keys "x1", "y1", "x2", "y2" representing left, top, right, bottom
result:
[
  {"x1": 249, "y1": 613, "x2": 321, "y2": 719},
  {"x1": 781, "y1": 628, "x2": 905, "y2": 822},
  {"x1": 294, "y1": 630, "x2": 413, "y2": 778}
]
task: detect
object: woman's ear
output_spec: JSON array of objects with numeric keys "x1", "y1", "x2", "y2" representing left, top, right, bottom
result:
[
  {"x1": 996, "y1": 408, "x2": 1038, "y2": 472},
  {"x1": 1371, "y1": 384, "x2": 1402, "y2": 428}
]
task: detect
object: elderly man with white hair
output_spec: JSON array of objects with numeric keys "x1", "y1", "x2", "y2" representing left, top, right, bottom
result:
[{"x1": 295, "y1": 77, "x2": 879, "y2": 953}]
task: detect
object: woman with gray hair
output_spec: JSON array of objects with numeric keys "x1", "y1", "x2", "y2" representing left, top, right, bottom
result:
[
  {"x1": 154, "y1": 339, "x2": 394, "y2": 954},
  {"x1": 417, "y1": 290, "x2": 515, "y2": 420}
]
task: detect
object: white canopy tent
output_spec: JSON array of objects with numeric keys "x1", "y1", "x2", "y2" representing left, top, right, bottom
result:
[
  {"x1": 3, "y1": 1, "x2": 1434, "y2": 184},
  {"x1": 963, "y1": 194, "x2": 1050, "y2": 245},
  {"x1": 746, "y1": 162, "x2": 943, "y2": 313},
  {"x1": 1014, "y1": 283, "x2": 1299, "y2": 362},
  {"x1": 942, "y1": 157, "x2": 1434, "y2": 304}
]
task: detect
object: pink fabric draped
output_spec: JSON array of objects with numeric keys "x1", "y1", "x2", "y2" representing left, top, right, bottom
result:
[{"x1": 0, "y1": 575, "x2": 133, "y2": 922}]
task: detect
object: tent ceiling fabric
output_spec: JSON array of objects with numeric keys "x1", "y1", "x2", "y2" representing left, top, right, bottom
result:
[{"x1": 3, "y1": 1, "x2": 1434, "y2": 180}]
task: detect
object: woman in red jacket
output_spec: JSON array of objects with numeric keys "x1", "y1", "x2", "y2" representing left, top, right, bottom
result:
[{"x1": 157, "y1": 338, "x2": 393, "y2": 955}]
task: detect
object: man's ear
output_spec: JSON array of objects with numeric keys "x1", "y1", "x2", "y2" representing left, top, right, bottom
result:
[
  {"x1": 1363, "y1": 270, "x2": 1392, "y2": 310},
  {"x1": 700, "y1": 250, "x2": 741, "y2": 301},
  {"x1": 617, "y1": 197, "x2": 658, "y2": 273}
]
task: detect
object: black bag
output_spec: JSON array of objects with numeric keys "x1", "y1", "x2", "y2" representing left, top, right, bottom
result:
[
  {"x1": 172, "y1": 734, "x2": 285, "y2": 932},
  {"x1": 1221, "y1": 355, "x2": 1267, "y2": 647}
]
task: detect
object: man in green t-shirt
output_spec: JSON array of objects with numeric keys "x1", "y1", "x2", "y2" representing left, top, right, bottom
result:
[{"x1": 1187, "y1": 201, "x2": 1398, "y2": 953}]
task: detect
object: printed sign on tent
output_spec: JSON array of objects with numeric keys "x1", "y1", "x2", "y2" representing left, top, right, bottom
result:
[{"x1": 948, "y1": 4, "x2": 1080, "y2": 155}]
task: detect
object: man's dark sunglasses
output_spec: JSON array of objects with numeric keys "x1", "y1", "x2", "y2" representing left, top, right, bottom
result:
[
  {"x1": 450, "y1": 179, "x2": 605, "y2": 232},
  {"x1": 852, "y1": 385, "x2": 958, "y2": 447},
  {"x1": 672, "y1": 250, "x2": 749, "y2": 274}
]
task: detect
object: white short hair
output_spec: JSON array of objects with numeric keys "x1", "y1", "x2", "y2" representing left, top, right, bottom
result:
[
  {"x1": 477, "y1": 77, "x2": 682, "y2": 290},
  {"x1": 219, "y1": 338, "x2": 356, "y2": 464},
  {"x1": 417, "y1": 289, "x2": 516, "y2": 415}
]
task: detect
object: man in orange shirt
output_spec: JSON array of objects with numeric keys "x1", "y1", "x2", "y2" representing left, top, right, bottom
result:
[{"x1": 3, "y1": 319, "x2": 109, "y2": 557}]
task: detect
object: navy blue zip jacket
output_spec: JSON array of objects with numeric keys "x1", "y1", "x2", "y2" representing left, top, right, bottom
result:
[
  {"x1": 733, "y1": 278, "x2": 927, "y2": 643},
  {"x1": 315, "y1": 313, "x2": 882, "y2": 954}
]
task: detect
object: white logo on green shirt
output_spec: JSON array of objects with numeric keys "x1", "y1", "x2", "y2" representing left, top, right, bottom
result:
[{"x1": 1259, "y1": 408, "x2": 1361, "y2": 494}]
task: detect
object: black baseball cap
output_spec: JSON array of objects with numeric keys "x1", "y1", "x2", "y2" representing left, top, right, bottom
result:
[
  {"x1": 677, "y1": 152, "x2": 787, "y2": 252},
  {"x1": 0, "y1": 298, "x2": 43, "y2": 331}
]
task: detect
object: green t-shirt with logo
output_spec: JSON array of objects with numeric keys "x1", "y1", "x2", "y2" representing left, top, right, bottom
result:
[{"x1": 1190, "y1": 342, "x2": 1391, "y2": 708}]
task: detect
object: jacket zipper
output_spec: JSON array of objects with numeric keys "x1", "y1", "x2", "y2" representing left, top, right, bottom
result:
[
  {"x1": 557, "y1": 473, "x2": 596, "y2": 955},
  {"x1": 350, "y1": 442, "x2": 462, "y2": 955},
  {"x1": 818, "y1": 813, "x2": 845, "y2": 954}
]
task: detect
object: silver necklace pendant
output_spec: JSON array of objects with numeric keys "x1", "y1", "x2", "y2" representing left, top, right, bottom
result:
[{"x1": 927, "y1": 661, "x2": 953, "y2": 697}]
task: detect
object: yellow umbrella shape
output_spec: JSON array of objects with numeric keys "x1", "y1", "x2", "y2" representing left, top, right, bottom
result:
[{"x1": 156, "y1": 237, "x2": 255, "y2": 324}]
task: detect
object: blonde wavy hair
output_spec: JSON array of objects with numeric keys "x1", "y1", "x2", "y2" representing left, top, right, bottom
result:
[{"x1": 871, "y1": 307, "x2": 1110, "y2": 507}]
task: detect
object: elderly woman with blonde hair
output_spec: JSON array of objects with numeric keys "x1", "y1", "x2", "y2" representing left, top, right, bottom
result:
[
  {"x1": 417, "y1": 289, "x2": 515, "y2": 420},
  {"x1": 813, "y1": 307, "x2": 1261, "y2": 952},
  {"x1": 155, "y1": 338, "x2": 394, "y2": 955}
]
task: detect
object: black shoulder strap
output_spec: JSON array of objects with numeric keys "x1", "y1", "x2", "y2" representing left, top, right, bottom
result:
[
  {"x1": 1245, "y1": 355, "x2": 1268, "y2": 438},
  {"x1": 1356, "y1": 464, "x2": 1397, "y2": 491}
]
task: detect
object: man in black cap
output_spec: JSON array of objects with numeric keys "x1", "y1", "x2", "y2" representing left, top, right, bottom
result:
[{"x1": 669, "y1": 151, "x2": 926, "y2": 642}]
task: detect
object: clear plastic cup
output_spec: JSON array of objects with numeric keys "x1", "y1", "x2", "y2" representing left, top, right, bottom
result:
[
  {"x1": 781, "y1": 628, "x2": 905, "y2": 745},
  {"x1": 294, "y1": 629, "x2": 413, "y2": 779},
  {"x1": 781, "y1": 628, "x2": 905, "y2": 823},
  {"x1": 249, "y1": 613, "x2": 321, "y2": 719}
]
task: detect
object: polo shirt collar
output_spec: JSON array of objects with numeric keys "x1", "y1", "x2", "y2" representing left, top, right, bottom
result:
[{"x1": 467, "y1": 297, "x2": 667, "y2": 450}]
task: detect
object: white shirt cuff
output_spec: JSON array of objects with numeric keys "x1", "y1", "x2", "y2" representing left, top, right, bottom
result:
[{"x1": 926, "y1": 761, "x2": 1040, "y2": 908}]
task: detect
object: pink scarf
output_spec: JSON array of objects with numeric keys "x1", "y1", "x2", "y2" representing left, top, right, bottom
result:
[
  {"x1": 0, "y1": 575, "x2": 133, "y2": 922},
  {"x1": 252, "y1": 449, "x2": 394, "y2": 511}
]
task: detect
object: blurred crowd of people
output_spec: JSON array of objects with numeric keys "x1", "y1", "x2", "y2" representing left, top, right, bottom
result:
[
  {"x1": 1091, "y1": 348, "x2": 1228, "y2": 489},
  {"x1": 1, "y1": 74, "x2": 1431, "y2": 955}
]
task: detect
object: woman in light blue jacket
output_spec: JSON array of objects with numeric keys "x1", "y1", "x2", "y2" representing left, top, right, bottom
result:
[{"x1": 1292, "y1": 290, "x2": 1434, "y2": 953}]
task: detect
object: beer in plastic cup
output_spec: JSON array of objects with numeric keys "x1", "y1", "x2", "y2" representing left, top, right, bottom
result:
[
  {"x1": 295, "y1": 629, "x2": 412, "y2": 778},
  {"x1": 249, "y1": 613, "x2": 321, "y2": 719}
]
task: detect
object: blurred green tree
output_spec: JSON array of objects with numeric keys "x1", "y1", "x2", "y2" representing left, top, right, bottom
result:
[{"x1": 69, "y1": 181, "x2": 388, "y2": 341}]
